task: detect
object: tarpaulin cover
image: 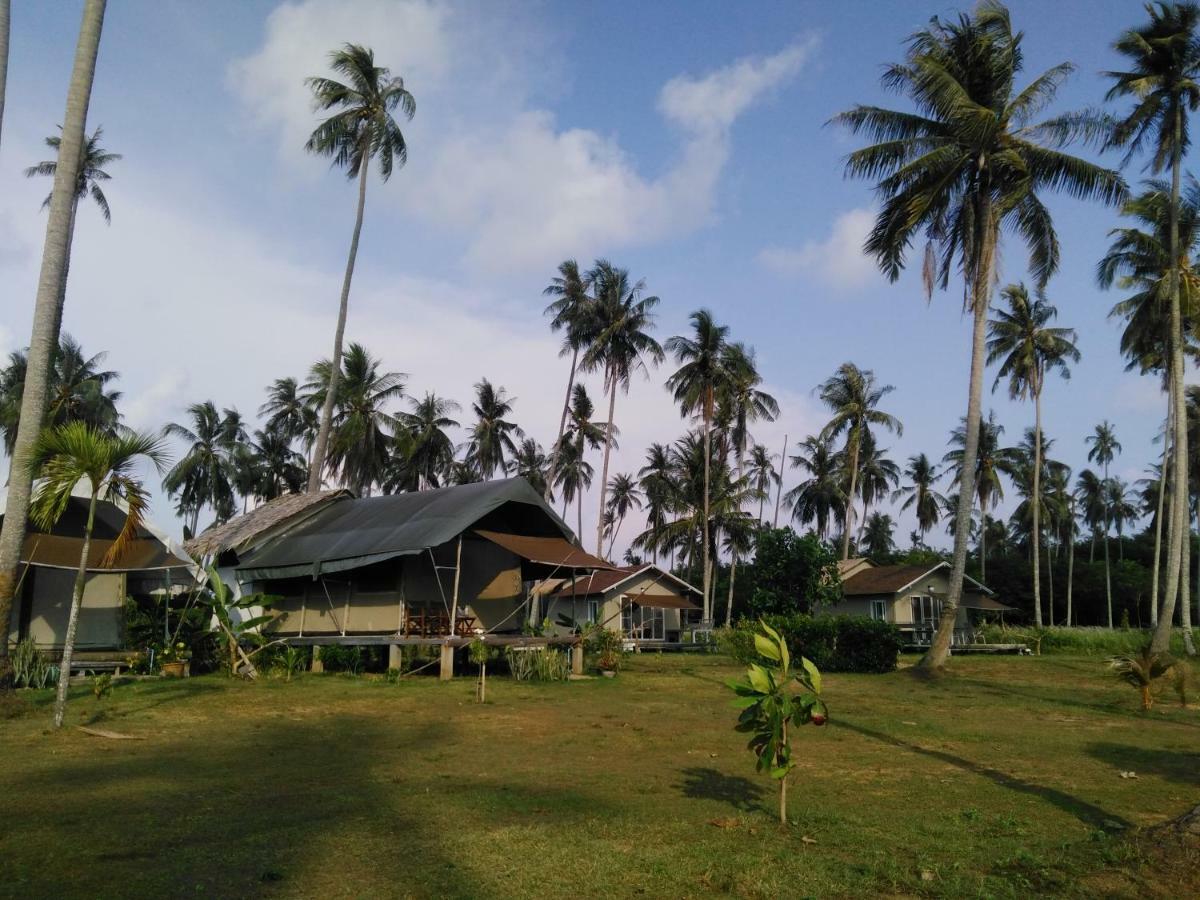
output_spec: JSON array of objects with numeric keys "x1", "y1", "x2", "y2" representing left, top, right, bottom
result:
[
  {"x1": 474, "y1": 530, "x2": 614, "y2": 571},
  {"x1": 235, "y1": 478, "x2": 580, "y2": 581}
]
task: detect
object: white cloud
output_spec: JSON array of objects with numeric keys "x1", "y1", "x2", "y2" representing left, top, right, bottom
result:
[
  {"x1": 758, "y1": 207, "x2": 878, "y2": 290},
  {"x1": 229, "y1": 0, "x2": 816, "y2": 272}
]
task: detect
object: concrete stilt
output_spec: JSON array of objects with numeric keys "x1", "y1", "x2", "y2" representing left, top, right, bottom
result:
[
  {"x1": 571, "y1": 642, "x2": 584, "y2": 676},
  {"x1": 310, "y1": 645, "x2": 324, "y2": 673},
  {"x1": 439, "y1": 643, "x2": 455, "y2": 681},
  {"x1": 388, "y1": 644, "x2": 403, "y2": 671}
]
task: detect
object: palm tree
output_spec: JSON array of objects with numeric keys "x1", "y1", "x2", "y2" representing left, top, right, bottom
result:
[
  {"x1": 583, "y1": 261, "x2": 663, "y2": 559},
  {"x1": 833, "y1": 2, "x2": 1126, "y2": 668},
  {"x1": 556, "y1": 384, "x2": 609, "y2": 538},
  {"x1": 304, "y1": 44, "x2": 415, "y2": 493},
  {"x1": 1086, "y1": 421, "x2": 1122, "y2": 627},
  {"x1": 986, "y1": 283, "x2": 1079, "y2": 626},
  {"x1": 815, "y1": 363, "x2": 901, "y2": 560},
  {"x1": 853, "y1": 431, "x2": 900, "y2": 552},
  {"x1": 260, "y1": 377, "x2": 318, "y2": 463},
  {"x1": 542, "y1": 260, "x2": 596, "y2": 502},
  {"x1": 0, "y1": 0, "x2": 109, "y2": 663},
  {"x1": 1105, "y1": 1, "x2": 1200, "y2": 653},
  {"x1": 162, "y1": 402, "x2": 239, "y2": 535},
  {"x1": 745, "y1": 444, "x2": 781, "y2": 523},
  {"x1": 604, "y1": 473, "x2": 643, "y2": 556},
  {"x1": 554, "y1": 439, "x2": 593, "y2": 540},
  {"x1": 29, "y1": 422, "x2": 167, "y2": 727},
  {"x1": 0, "y1": 335, "x2": 122, "y2": 455},
  {"x1": 252, "y1": 426, "x2": 307, "y2": 500},
  {"x1": 507, "y1": 438, "x2": 550, "y2": 497},
  {"x1": 467, "y1": 379, "x2": 523, "y2": 479},
  {"x1": 636, "y1": 443, "x2": 675, "y2": 563},
  {"x1": 0, "y1": 0, "x2": 8, "y2": 147},
  {"x1": 399, "y1": 392, "x2": 460, "y2": 490},
  {"x1": 306, "y1": 344, "x2": 404, "y2": 496},
  {"x1": 1107, "y1": 476, "x2": 1139, "y2": 562},
  {"x1": 862, "y1": 512, "x2": 896, "y2": 560},
  {"x1": 893, "y1": 453, "x2": 949, "y2": 543},
  {"x1": 786, "y1": 434, "x2": 845, "y2": 542},
  {"x1": 666, "y1": 309, "x2": 731, "y2": 623},
  {"x1": 943, "y1": 413, "x2": 1018, "y2": 581}
]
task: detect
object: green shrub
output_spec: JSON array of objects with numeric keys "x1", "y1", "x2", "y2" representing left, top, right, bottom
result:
[
  {"x1": 11, "y1": 638, "x2": 57, "y2": 689},
  {"x1": 719, "y1": 615, "x2": 902, "y2": 674},
  {"x1": 505, "y1": 647, "x2": 569, "y2": 681},
  {"x1": 975, "y1": 624, "x2": 1200, "y2": 657},
  {"x1": 317, "y1": 645, "x2": 363, "y2": 674}
]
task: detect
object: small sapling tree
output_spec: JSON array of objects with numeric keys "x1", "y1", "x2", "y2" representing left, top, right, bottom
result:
[
  {"x1": 727, "y1": 620, "x2": 827, "y2": 824},
  {"x1": 468, "y1": 636, "x2": 491, "y2": 703}
]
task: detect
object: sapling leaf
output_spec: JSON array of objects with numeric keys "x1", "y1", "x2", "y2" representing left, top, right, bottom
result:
[
  {"x1": 801, "y1": 657, "x2": 822, "y2": 694},
  {"x1": 754, "y1": 633, "x2": 781, "y2": 662}
]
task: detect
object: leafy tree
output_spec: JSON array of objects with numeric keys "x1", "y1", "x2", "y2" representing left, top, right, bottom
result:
[
  {"x1": 1087, "y1": 421, "x2": 1122, "y2": 626},
  {"x1": 851, "y1": 430, "x2": 899, "y2": 552},
  {"x1": 304, "y1": 44, "x2": 414, "y2": 493},
  {"x1": 745, "y1": 444, "x2": 781, "y2": 524},
  {"x1": 163, "y1": 401, "x2": 242, "y2": 534},
  {"x1": 467, "y1": 379, "x2": 523, "y2": 479},
  {"x1": 259, "y1": 376, "x2": 318, "y2": 464},
  {"x1": 862, "y1": 512, "x2": 896, "y2": 561},
  {"x1": 833, "y1": 1, "x2": 1125, "y2": 668},
  {"x1": 786, "y1": 434, "x2": 845, "y2": 541},
  {"x1": 396, "y1": 392, "x2": 460, "y2": 490},
  {"x1": 635, "y1": 442, "x2": 675, "y2": 564},
  {"x1": 746, "y1": 526, "x2": 841, "y2": 618},
  {"x1": 507, "y1": 438, "x2": 550, "y2": 497},
  {"x1": 893, "y1": 453, "x2": 948, "y2": 543},
  {"x1": 943, "y1": 412, "x2": 1019, "y2": 580},
  {"x1": 29, "y1": 422, "x2": 168, "y2": 726},
  {"x1": 727, "y1": 621, "x2": 826, "y2": 824},
  {"x1": 987, "y1": 283, "x2": 1079, "y2": 625}
]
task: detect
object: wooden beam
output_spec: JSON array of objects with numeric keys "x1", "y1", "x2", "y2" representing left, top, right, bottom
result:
[{"x1": 441, "y1": 536, "x2": 464, "y2": 681}]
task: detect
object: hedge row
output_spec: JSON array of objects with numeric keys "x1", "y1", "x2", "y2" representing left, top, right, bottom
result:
[
  {"x1": 976, "y1": 624, "x2": 1200, "y2": 657},
  {"x1": 717, "y1": 614, "x2": 902, "y2": 674}
]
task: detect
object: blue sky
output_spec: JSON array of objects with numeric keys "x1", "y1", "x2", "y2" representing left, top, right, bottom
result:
[{"x1": 0, "y1": 1, "x2": 1170, "y2": 552}]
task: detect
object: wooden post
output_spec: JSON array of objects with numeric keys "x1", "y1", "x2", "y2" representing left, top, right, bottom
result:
[
  {"x1": 441, "y1": 536, "x2": 464, "y2": 681},
  {"x1": 572, "y1": 639, "x2": 584, "y2": 676},
  {"x1": 388, "y1": 644, "x2": 402, "y2": 671},
  {"x1": 310, "y1": 645, "x2": 324, "y2": 673}
]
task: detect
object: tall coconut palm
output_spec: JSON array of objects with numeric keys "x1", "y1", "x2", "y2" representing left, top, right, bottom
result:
[
  {"x1": 0, "y1": 0, "x2": 108, "y2": 664},
  {"x1": 162, "y1": 402, "x2": 241, "y2": 534},
  {"x1": 304, "y1": 44, "x2": 414, "y2": 493},
  {"x1": 815, "y1": 363, "x2": 901, "y2": 560},
  {"x1": 853, "y1": 431, "x2": 900, "y2": 552},
  {"x1": 862, "y1": 512, "x2": 896, "y2": 560},
  {"x1": 893, "y1": 453, "x2": 949, "y2": 543},
  {"x1": 1086, "y1": 421, "x2": 1122, "y2": 627},
  {"x1": 583, "y1": 261, "x2": 663, "y2": 560},
  {"x1": 943, "y1": 413, "x2": 1019, "y2": 581},
  {"x1": 786, "y1": 434, "x2": 845, "y2": 541},
  {"x1": 1107, "y1": 476, "x2": 1140, "y2": 562},
  {"x1": 604, "y1": 473, "x2": 643, "y2": 556},
  {"x1": 507, "y1": 438, "x2": 550, "y2": 497},
  {"x1": 25, "y1": 125, "x2": 120, "y2": 343},
  {"x1": 0, "y1": 0, "x2": 9, "y2": 148},
  {"x1": 259, "y1": 377, "x2": 318, "y2": 462},
  {"x1": 557, "y1": 384, "x2": 609, "y2": 538},
  {"x1": 467, "y1": 379, "x2": 523, "y2": 479},
  {"x1": 542, "y1": 260, "x2": 596, "y2": 502},
  {"x1": 252, "y1": 426, "x2": 307, "y2": 500},
  {"x1": 554, "y1": 439, "x2": 593, "y2": 540},
  {"x1": 986, "y1": 283, "x2": 1080, "y2": 625},
  {"x1": 399, "y1": 392, "x2": 460, "y2": 490},
  {"x1": 666, "y1": 309, "x2": 731, "y2": 623},
  {"x1": 1105, "y1": 1, "x2": 1200, "y2": 652},
  {"x1": 834, "y1": 2, "x2": 1126, "y2": 668},
  {"x1": 636, "y1": 443, "x2": 675, "y2": 563},
  {"x1": 29, "y1": 422, "x2": 167, "y2": 726},
  {"x1": 745, "y1": 444, "x2": 781, "y2": 523}
]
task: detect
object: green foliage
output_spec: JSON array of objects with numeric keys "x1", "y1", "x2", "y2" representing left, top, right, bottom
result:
[
  {"x1": 504, "y1": 647, "x2": 569, "y2": 682},
  {"x1": 976, "y1": 624, "x2": 1200, "y2": 657},
  {"x1": 276, "y1": 646, "x2": 308, "y2": 682},
  {"x1": 318, "y1": 645, "x2": 364, "y2": 674},
  {"x1": 585, "y1": 627, "x2": 625, "y2": 671},
  {"x1": 726, "y1": 621, "x2": 826, "y2": 823},
  {"x1": 467, "y1": 638, "x2": 491, "y2": 666},
  {"x1": 718, "y1": 614, "x2": 902, "y2": 674},
  {"x1": 11, "y1": 638, "x2": 57, "y2": 689},
  {"x1": 90, "y1": 673, "x2": 113, "y2": 700},
  {"x1": 746, "y1": 526, "x2": 841, "y2": 617},
  {"x1": 1110, "y1": 645, "x2": 1176, "y2": 711}
]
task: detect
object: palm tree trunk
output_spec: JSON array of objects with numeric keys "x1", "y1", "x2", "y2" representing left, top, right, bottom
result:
[
  {"x1": 979, "y1": 496, "x2": 987, "y2": 583},
  {"x1": 1154, "y1": 107, "x2": 1189, "y2": 654},
  {"x1": 701, "y1": 396, "x2": 713, "y2": 624},
  {"x1": 54, "y1": 487, "x2": 98, "y2": 727},
  {"x1": 0, "y1": 0, "x2": 9, "y2": 148},
  {"x1": 1032, "y1": 388, "x2": 1043, "y2": 627},
  {"x1": 840, "y1": 433, "x2": 860, "y2": 561},
  {"x1": 725, "y1": 556, "x2": 737, "y2": 626},
  {"x1": 920, "y1": 199, "x2": 994, "y2": 671},
  {"x1": 1151, "y1": 409, "x2": 1169, "y2": 627},
  {"x1": 1181, "y1": 499, "x2": 1195, "y2": 656},
  {"x1": 543, "y1": 348, "x2": 578, "y2": 502},
  {"x1": 1066, "y1": 516, "x2": 1075, "y2": 626},
  {"x1": 1046, "y1": 534, "x2": 1055, "y2": 627},
  {"x1": 595, "y1": 369, "x2": 617, "y2": 558},
  {"x1": 307, "y1": 155, "x2": 369, "y2": 493},
  {"x1": 772, "y1": 433, "x2": 787, "y2": 528},
  {"x1": 577, "y1": 489, "x2": 583, "y2": 544},
  {"x1": 0, "y1": 0, "x2": 106, "y2": 664},
  {"x1": 1104, "y1": 459, "x2": 1113, "y2": 629}
]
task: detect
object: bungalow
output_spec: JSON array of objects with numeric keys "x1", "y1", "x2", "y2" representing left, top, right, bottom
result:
[
  {"x1": 545, "y1": 564, "x2": 701, "y2": 644},
  {"x1": 827, "y1": 558, "x2": 1013, "y2": 647},
  {"x1": 3, "y1": 487, "x2": 194, "y2": 652},
  {"x1": 185, "y1": 478, "x2": 613, "y2": 676}
]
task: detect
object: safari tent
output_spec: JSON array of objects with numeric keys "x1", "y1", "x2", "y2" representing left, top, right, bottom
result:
[{"x1": 2, "y1": 488, "x2": 194, "y2": 651}]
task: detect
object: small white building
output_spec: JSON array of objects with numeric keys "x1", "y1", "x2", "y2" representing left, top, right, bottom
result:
[{"x1": 545, "y1": 564, "x2": 701, "y2": 643}]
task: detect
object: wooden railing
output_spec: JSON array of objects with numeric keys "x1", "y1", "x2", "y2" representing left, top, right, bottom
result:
[{"x1": 401, "y1": 609, "x2": 477, "y2": 637}]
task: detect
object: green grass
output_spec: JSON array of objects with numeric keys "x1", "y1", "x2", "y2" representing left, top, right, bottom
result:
[
  {"x1": 976, "y1": 625, "x2": 1200, "y2": 656},
  {"x1": 1, "y1": 653, "x2": 1198, "y2": 898}
]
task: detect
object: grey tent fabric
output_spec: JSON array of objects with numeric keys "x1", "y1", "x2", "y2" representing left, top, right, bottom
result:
[{"x1": 235, "y1": 478, "x2": 579, "y2": 581}]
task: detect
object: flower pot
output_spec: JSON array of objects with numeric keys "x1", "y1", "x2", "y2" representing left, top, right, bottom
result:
[
  {"x1": 162, "y1": 660, "x2": 190, "y2": 678},
  {"x1": 602, "y1": 670, "x2": 617, "y2": 678}
]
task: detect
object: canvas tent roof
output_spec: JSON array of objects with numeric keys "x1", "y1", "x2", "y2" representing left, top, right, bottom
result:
[{"x1": 236, "y1": 478, "x2": 587, "y2": 581}]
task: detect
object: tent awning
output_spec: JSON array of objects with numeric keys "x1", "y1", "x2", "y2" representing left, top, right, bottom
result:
[
  {"x1": 629, "y1": 593, "x2": 698, "y2": 610},
  {"x1": 475, "y1": 530, "x2": 615, "y2": 571},
  {"x1": 960, "y1": 594, "x2": 1015, "y2": 612}
]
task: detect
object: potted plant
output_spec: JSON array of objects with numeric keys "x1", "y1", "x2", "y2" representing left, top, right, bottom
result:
[
  {"x1": 589, "y1": 627, "x2": 624, "y2": 677},
  {"x1": 160, "y1": 641, "x2": 192, "y2": 678}
]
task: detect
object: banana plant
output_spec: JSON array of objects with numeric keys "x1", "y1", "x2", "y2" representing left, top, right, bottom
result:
[
  {"x1": 202, "y1": 566, "x2": 276, "y2": 678},
  {"x1": 727, "y1": 620, "x2": 827, "y2": 824}
]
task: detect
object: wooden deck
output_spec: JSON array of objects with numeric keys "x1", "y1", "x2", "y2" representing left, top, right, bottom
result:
[{"x1": 279, "y1": 633, "x2": 581, "y2": 648}]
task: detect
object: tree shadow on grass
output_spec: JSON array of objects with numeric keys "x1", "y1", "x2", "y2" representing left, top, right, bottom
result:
[
  {"x1": 676, "y1": 767, "x2": 766, "y2": 813},
  {"x1": 1085, "y1": 742, "x2": 1200, "y2": 785},
  {"x1": 836, "y1": 719, "x2": 1129, "y2": 829}
]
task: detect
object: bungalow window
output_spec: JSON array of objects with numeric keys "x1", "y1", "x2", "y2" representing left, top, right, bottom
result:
[
  {"x1": 870, "y1": 599, "x2": 887, "y2": 622},
  {"x1": 910, "y1": 595, "x2": 943, "y2": 624},
  {"x1": 587, "y1": 599, "x2": 599, "y2": 624}
]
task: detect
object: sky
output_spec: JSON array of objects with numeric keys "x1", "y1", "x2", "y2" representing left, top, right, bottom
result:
[{"x1": 0, "y1": 0, "x2": 1173, "y2": 557}]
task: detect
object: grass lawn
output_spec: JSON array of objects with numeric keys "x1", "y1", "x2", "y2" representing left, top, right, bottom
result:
[{"x1": 2, "y1": 653, "x2": 1199, "y2": 898}]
